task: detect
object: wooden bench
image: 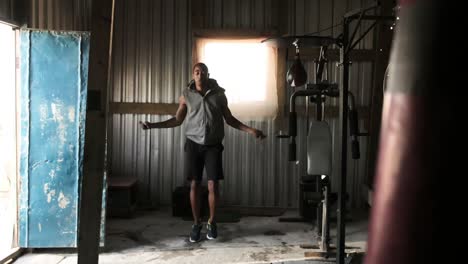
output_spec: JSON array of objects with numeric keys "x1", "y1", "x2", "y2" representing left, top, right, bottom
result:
[{"x1": 107, "y1": 176, "x2": 138, "y2": 218}]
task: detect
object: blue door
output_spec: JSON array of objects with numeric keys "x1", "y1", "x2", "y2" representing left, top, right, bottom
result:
[{"x1": 17, "y1": 29, "x2": 106, "y2": 247}]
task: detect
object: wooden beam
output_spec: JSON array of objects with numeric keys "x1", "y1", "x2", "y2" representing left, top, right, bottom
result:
[
  {"x1": 77, "y1": 0, "x2": 114, "y2": 263},
  {"x1": 287, "y1": 48, "x2": 376, "y2": 62},
  {"x1": 109, "y1": 102, "x2": 178, "y2": 115},
  {"x1": 192, "y1": 28, "x2": 278, "y2": 39},
  {"x1": 273, "y1": 0, "x2": 289, "y2": 132}
]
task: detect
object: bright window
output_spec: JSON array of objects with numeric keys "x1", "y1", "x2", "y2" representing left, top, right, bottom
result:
[{"x1": 195, "y1": 38, "x2": 278, "y2": 119}]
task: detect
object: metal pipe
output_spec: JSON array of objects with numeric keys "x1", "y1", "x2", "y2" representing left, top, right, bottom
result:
[
  {"x1": 289, "y1": 89, "x2": 320, "y2": 112},
  {"x1": 344, "y1": 2, "x2": 380, "y2": 18},
  {"x1": 337, "y1": 17, "x2": 349, "y2": 264},
  {"x1": 348, "y1": 92, "x2": 360, "y2": 159},
  {"x1": 320, "y1": 185, "x2": 329, "y2": 252},
  {"x1": 316, "y1": 96, "x2": 323, "y2": 121},
  {"x1": 348, "y1": 12, "x2": 365, "y2": 51},
  {"x1": 348, "y1": 21, "x2": 378, "y2": 53},
  {"x1": 348, "y1": 91, "x2": 356, "y2": 110},
  {"x1": 315, "y1": 46, "x2": 328, "y2": 81},
  {"x1": 288, "y1": 89, "x2": 321, "y2": 161},
  {"x1": 316, "y1": 176, "x2": 322, "y2": 236},
  {"x1": 349, "y1": 15, "x2": 395, "y2": 20}
]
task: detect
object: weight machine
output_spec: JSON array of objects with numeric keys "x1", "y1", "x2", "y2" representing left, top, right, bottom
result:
[{"x1": 262, "y1": 2, "x2": 394, "y2": 263}]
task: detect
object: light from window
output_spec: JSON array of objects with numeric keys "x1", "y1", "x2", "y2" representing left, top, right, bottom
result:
[
  {"x1": 0, "y1": 22, "x2": 17, "y2": 256},
  {"x1": 196, "y1": 38, "x2": 278, "y2": 119},
  {"x1": 203, "y1": 42, "x2": 267, "y2": 102}
]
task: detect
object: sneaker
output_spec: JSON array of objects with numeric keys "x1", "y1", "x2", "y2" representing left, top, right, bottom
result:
[
  {"x1": 206, "y1": 221, "x2": 217, "y2": 240},
  {"x1": 189, "y1": 223, "x2": 202, "y2": 243}
]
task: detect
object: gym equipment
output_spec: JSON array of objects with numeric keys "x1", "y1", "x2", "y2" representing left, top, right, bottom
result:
[
  {"x1": 275, "y1": 35, "x2": 341, "y2": 254},
  {"x1": 267, "y1": 2, "x2": 394, "y2": 263},
  {"x1": 286, "y1": 45, "x2": 307, "y2": 87},
  {"x1": 289, "y1": 44, "x2": 342, "y2": 254},
  {"x1": 262, "y1": 35, "x2": 336, "y2": 48}
]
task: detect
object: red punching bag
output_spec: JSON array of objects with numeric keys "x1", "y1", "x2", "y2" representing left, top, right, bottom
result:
[{"x1": 364, "y1": 1, "x2": 448, "y2": 263}]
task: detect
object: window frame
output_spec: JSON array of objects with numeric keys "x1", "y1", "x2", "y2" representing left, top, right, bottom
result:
[{"x1": 191, "y1": 29, "x2": 285, "y2": 120}]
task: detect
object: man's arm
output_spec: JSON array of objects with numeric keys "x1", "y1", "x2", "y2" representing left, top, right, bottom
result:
[
  {"x1": 221, "y1": 96, "x2": 266, "y2": 139},
  {"x1": 140, "y1": 95, "x2": 187, "y2": 129}
]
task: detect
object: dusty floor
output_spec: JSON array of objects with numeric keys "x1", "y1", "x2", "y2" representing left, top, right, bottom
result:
[{"x1": 13, "y1": 207, "x2": 368, "y2": 263}]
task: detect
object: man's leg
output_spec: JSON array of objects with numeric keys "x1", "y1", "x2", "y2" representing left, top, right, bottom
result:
[
  {"x1": 189, "y1": 179, "x2": 203, "y2": 243},
  {"x1": 205, "y1": 143, "x2": 223, "y2": 240},
  {"x1": 190, "y1": 180, "x2": 201, "y2": 224},
  {"x1": 207, "y1": 180, "x2": 219, "y2": 223},
  {"x1": 185, "y1": 139, "x2": 204, "y2": 243},
  {"x1": 206, "y1": 180, "x2": 219, "y2": 240}
]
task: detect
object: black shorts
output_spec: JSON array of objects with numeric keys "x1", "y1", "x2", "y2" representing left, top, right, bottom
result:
[{"x1": 184, "y1": 138, "x2": 224, "y2": 182}]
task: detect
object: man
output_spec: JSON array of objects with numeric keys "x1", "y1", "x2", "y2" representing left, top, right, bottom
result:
[{"x1": 140, "y1": 62, "x2": 266, "y2": 243}]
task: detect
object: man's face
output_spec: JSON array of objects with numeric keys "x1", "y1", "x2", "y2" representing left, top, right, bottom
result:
[{"x1": 192, "y1": 65, "x2": 209, "y2": 83}]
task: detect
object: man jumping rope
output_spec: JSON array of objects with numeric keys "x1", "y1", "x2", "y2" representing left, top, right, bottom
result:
[{"x1": 140, "y1": 62, "x2": 266, "y2": 242}]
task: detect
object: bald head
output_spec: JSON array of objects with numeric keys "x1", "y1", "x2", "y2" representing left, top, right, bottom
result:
[
  {"x1": 193, "y1": 62, "x2": 209, "y2": 74},
  {"x1": 192, "y1": 62, "x2": 210, "y2": 86}
]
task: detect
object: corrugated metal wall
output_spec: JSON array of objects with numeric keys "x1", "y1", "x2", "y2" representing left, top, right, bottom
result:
[
  {"x1": 0, "y1": 0, "x2": 91, "y2": 29},
  {"x1": 0, "y1": 0, "x2": 13, "y2": 20},
  {"x1": 109, "y1": 0, "x2": 377, "y2": 209},
  {"x1": 18, "y1": 0, "x2": 378, "y2": 209},
  {"x1": 288, "y1": 0, "x2": 375, "y2": 48},
  {"x1": 109, "y1": 0, "x2": 192, "y2": 207},
  {"x1": 196, "y1": 0, "x2": 277, "y2": 30},
  {"x1": 29, "y1": 0, "x2": 92, "y2": 30},
  {"x1": 1, "y1": 0, "x2": 92, "y2": 28}
]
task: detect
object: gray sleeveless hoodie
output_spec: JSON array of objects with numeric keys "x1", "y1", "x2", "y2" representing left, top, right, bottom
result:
[{"x1": 183, "y1": 79, "x2": 226, "y2": 145}]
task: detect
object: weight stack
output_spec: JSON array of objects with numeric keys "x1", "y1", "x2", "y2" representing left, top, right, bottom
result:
[{"x1": 299, "y1": 177, "x2": 320, "y2": 221}]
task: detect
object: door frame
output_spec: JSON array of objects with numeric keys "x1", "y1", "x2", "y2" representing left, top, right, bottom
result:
[{"x1": 0, "y1": 18, "x2": 23, "y2": 264}]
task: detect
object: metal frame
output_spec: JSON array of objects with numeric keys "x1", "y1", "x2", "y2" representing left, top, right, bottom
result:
[
  {"x1": 0, "y1": 23, "x2": 21, "y2": 264},
  {"x1": 287, "y1": 50, "x2": 339, "y2": 255},
  {"x1": 283, "y1": 3, "x2": 395, "y2": 263},
  {"x1": 336, "y1": 5, "x2": 395, "y2": 264}
]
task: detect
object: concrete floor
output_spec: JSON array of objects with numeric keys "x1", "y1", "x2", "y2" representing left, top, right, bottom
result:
[{"x1": 13, "y1": 207, "x2": 368, "y2": 264}]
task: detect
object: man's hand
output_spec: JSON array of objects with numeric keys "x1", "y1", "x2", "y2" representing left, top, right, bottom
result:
[
  {"x1": 139, "y1": 121, "x2": 151, "y2": 130},
  {"x1": 252, "y1": 129, "x2": 266, "y2": 140}
]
